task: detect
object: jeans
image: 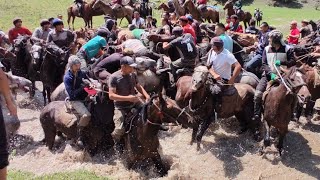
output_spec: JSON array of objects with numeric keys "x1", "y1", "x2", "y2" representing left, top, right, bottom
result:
[{"x1": 244, "y1": 53, "x2": 262, "y2": 74}]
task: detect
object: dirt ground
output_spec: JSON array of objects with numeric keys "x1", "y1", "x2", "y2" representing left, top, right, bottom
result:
[{"x1": 7, "y1": 84, "x2": 320, "y2": 180}]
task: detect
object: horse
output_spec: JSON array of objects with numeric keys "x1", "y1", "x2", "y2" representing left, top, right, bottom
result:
[
  {"x1": 121, "y1": 93, "x2": 191, "y2": 176},
  {"x1": 92, "y1": 0, "x2": 134, "y2": 25},
  {"x1": 188, "y1": 66, "x2": 259, "y2": 149},
  {"x1": 0, "y1": 47, "x2": 16, "y2": 72},
  {"x1": 40, "y1": 43, "x2": 69, "y2": 104},
  {"x1": 254, "y1": 9, "x2": 263, "y2": 26},
  {"x1": 183, "y1": 0, "x2": 219, "y2": 23},
  {"x1": 40, "y1": 87, "x2": 115, "y2": 155},
  {"x1": 223, "y1": 0, "x2": 252, "y2": 29},
  {"x1": 172, "y1": 0, "x2": 186, "y2": 17},
  {"x1": 134, "y1": 1, "x2": 152, "y2": 19},
  {"x1": 67, "y1": 0, "x2": 104, "y2": 30},
  {"x1": 157, "y1": 3, "x2": 174, "y2": 13},
  {"x1": 261, "y1": 67, "x2": 310, "y2": 155}
]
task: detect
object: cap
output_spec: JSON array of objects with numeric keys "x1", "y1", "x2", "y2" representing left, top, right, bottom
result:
[
  {"x1": 301, "y1": 19, "x2": 309, "y2": 24},
  {"x1": 147, "y1": 15, "x2": 152, "y2": 19},
  {"x1": 13, "y1": 17, "x2": 22, "y2": 25},
  {"x1": 96, "y1": 28, "x2": 110, "y2": 39},
  {"x1": 172, "y1": 26, "x2": 183, "y2": 36},
  {"x1": 179, "y1": 16, "x2": 188, "y2": 22},
  {"x1": 120, "y1": 56, "x2": 137, "y2": 67},
  {"x1": 134, "y1": 11, "x2": 139, "y2": 14},
  {"x1": 40, "y1": 19, "x2": 50, "y2": 26},
  {"x1": 52, "y1": 18, "x2": 63, "y2": 26},
  {"x1": 68, "y1": 55, "x2": 81, "y2": 68},
  {"x1": 269, "y1": 30, "x2": 285, "y2": 46},
  {"x1": 123, "y1": 48, "x2": 134, "y2": 56},
  {"x1": 260, "y1": 22, "x2": 269, "y2": 28},
  {"x1": 210, "y1": 37, "x2": 224, "y2": 47},
  {"x1": 186, "y1": 14, "x2": 193, "y2": 22}
]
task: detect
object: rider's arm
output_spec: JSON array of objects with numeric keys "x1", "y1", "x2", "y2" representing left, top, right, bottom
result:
[
  {"x1": 109, "y1": 87, "x2": 136, "y2": 102},
  {"x1": 163, "y1": 38, "x2": 177, "y2": 50},
  {"x1": 46, "y1": 32, "x2": 53, "y2": 43},
  {"x1": 282, "y1": 48, "x2": 296, "y2": 67},
  {"x1": 31, "y1": 28, "x2": 42, "y2": 43},
  {"x1": 0, "y1": 67, "x2": 17, "y2": 116},
  {"x1": 230, "y1": 61, "x2": 242, "y2": 83},
  {"x1": 261, "y1": 49, "x2": 271, "y2": 78},
  {"x1": 64, "y1": 73, "x2": 86, "y2": 100}
]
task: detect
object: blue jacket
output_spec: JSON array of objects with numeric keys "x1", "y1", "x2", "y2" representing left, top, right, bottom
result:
[{"x1": 63, "y1": 69, "x2": 88, "y2": 101}]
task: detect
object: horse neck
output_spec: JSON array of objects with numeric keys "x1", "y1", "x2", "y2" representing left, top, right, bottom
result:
[{"x1": 190, "y1": 84, "x2": 207, "y2": 110}]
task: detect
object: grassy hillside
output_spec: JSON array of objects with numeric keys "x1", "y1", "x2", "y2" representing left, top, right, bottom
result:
[{"x1": 0, "y1": 0, "x2": 318, "y2": 33}]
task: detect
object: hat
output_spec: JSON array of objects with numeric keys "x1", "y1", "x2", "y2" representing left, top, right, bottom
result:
[
  {"x1": 260, "y1": 22, "x2": 269, "y2": 28},
  {"x1": 210, "y1": 37, "x2": 224, "y2": 47},
  {"x1": 172, "y1": 26, "x2": 183, "y2": 36},
  {"x1": 179, "y1": 16, "x2": 188, "y2": 22},
  {"x1": 68, "y1": 55, "x2": 81, "y2": 68},
  {"x1": 301, "y1": 19, "x2": 309, "y2": 24},
  {"x1": 40, "y1": 19, "x2": 50, "y2": 26},
  {"x1": 52, "y1": 18, "x2": 63, "y2": 26},
  {"x1": 120, "y1": 56, "x2": 137, "y2": 67},
  {"x1": 147, "y1": 15, "x2": 152, "y2": 19},
  {"x1": 269, "y1": 30, "x2": 285, "y2": 46},
  {"x1": 186, "y1": 14, "x2": 193, "y2": 22},
  {"x1": 13, "y1": 18, "x2": 22, "y2": 25}
]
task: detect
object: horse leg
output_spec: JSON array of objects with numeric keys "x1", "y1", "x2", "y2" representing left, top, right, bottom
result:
[
  {"x1": 30, "y1": 81, "x2": 36, "y2": 98},
  {"x1": 195, "y1": 115, "x2": 215, "y2": 151},
  {"x1": 152, "y1": 153, "x2": 167, "y2": 177},
  {"x1": 277, "y1": 128, "x2": 287, "y2": 156},
  {"x1": 190, "y1": 124, "x2": 199, "y2": 145},
  {"x1": 47, "y1": 87, "x2": 52, "y2": 103},
  {"x1": 42, "y1": 86, "x2": 47, "y2": 105},
  {"x1": 305, "y1": 99, "x2": 315, "y2": 122},
  {"x1": 263, "y1": 120, "x2": 271, "y2": 147},
  {"x1": 72, "y1": 16, "x2": 76, "y2": 31},
  {"x1": 42, "y1": 123, "x2": 57, "y2": 150}
]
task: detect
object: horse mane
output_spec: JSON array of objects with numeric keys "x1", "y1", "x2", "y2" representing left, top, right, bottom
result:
[{"x1": 194, "y1": 65, "x2": 208, "y2": 73}]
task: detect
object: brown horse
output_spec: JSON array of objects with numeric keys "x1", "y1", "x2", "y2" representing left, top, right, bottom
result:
[
  {"x1": 122, "y1": 94, "x2": 191, "y2": 176},
  {"x1": 92, "y1": 0, "x2": 134, "y2": 25},
  {"x1": 67, "y1": 0, "x2": 104, "y2": 30},
  {"x1": 262, "y1": 67, "x2": 310, "y2": 155},
  {"x1": 223, "y1": 0, "x2": 252, "y2": 29},
  {"x1": 174, "y1": 66, "x2": 258, "y2": 150},
  {"x1": 157, "y1": 3, "x2": 174, "y2": 13},
  {"x1": 183, "y1": 0, "x2": 219, "y2": 23},
  {"x1": 172, "y1": 0, "x2": 186, "y2": 17}
]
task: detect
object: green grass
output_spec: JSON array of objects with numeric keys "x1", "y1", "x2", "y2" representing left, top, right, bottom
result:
[
  {"x1": 0, "y1": 0, "x2": 318, "y2": 33},
  {"x1": 8, "y1": 170, "x2": 109, "y2": 180}
]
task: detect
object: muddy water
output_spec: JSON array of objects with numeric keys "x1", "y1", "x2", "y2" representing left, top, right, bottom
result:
[{"x1": 7, "y1": 86, "x2": 320, "y2": 179}]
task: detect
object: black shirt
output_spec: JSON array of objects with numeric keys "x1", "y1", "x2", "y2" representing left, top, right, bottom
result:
[
  {"x1": 169, "y1": 34, "x2": 198, "y2": 61},
  {"x1": 93, "y1": 53, "x2": 122, "y2": 78},
  {"x1": 245, "y1": 26, "x2": 259, "y2": 35}
]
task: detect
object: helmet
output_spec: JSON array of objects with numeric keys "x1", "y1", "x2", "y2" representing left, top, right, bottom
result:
[{"x1": 52, "y1": 18, "x2": 63, "y2": 27}]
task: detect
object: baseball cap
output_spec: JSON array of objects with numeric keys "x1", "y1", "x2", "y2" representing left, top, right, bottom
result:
[
  {"x1": 210, "y1": 37, "x2": 224, "y2": 47},
  {"x1": 120, "y1": 56, "x2": 137, "y2": 67},
  {"x1": 260, "y1": 22, "x2": 269, "y2": 28}
]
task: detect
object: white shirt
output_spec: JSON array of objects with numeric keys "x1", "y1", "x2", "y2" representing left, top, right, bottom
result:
[
  {"x1": 207, "y1": 48, "x2": 237, "y2": 80},
  {"x1": 132, "y1": 18, "x2": 145, "y2": 28}
]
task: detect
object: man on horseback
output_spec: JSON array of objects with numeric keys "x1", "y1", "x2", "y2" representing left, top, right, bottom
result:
[
  {"x1": 252, "y1": 30, "x2": 295, "y2": 122},
  {"x1": 233, "y1": 0, "x2": 242, "y2": 15},
  {"x1": 230, "y1": 15, "x2": 243, "y2": 33},
  {"x1": 77, "y1": 28, "x2": 110, "y2": 70},
  {"x1": 31, "y1": 19, "x2": 51, "y2": 44},
  {"x1": 109, "y1": 56, "x2": 150, "y2": 142},
  {"x1": 64, "y1": 55, "x2": 91, "y2": 147},
  {"x1": 206, "y1": 37, "x2": 242, "y2": 111},
  {"x1": 179, "y1": 16, "x2": 196, "y2": 43},
  {"x1": 8, "y1": 18, "x2": 32, "y2": 44},
  {"x1": 162, "y1": 26, "x2": 198, "y2": 82},
  {"x1": 74, "y1": 0, "x2": 84, "y2": 17},
  {"x1": 47, "y1": 18, "x2": 76, "y2": 50}
]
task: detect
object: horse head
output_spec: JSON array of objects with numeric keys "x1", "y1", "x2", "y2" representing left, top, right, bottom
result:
[
  {"x1": 13, "y1": 35, "x2": 30, "y2": 53},
  {"x1": 223, "y1": 0, "x2": 233, "y2": 10},
  {"x1": 191, "y1": 65, "x2": 209, "y2": 92},
  {"x1": 30, "y1": 44, "x2": 44, "y2": 66},
  {"x1": 282, "y1": 67, "x2": 310, "y2": 98},
  {"x1": 44, "y1": 43, "x2": 67, "y2": 66}
]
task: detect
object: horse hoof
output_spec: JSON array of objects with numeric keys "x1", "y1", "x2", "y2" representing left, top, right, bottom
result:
[
  {"x1": 263, "y1": 139, "x2": 271, "y2": 147},
  {"x1": 196, "y1": 143, "x2": 201, "y2": 151}
]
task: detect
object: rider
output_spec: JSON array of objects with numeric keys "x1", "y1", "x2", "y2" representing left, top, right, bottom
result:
[
  {"x1": 74, "y1": 0, "x2": 84, "y2": 17},
  {"x1": 179, "y1": 16, "x2": 196, "y2": 43},
  {"x1": 300, "y1": 20, "x2": 311, "y2": 38},
  {"x1": 215, "y1": 23, "x2": 233, "y2": 53},
  {"x1": 162, "y1": 26, "x2": 198, "y2": 81},
  {"x1": 186, "y1": 14, "x2": 201, "y2": 43},
  {"x1": 244, "y1": 22, "x2": 270, "y2": 75},
  {"x1": 76, "y1": 28, "x2": 110, "y2": 70},
  {"x1": 109, "y1": 56, "x2": 150, "y2": 141},
  {"x1": 230, "y1": 15, "x2": 243, "y2": 33},
  {"x1": 47, "y1": 18, "x2": 76, "y2": 49},
  {"x1": 206, "y1": 36, "x2": 242, "y2": 111},
  {"x1": 252, "y1": 30, "x2": 295, "y2": 122},
  {"x1": 8, "y1": 18, "x2": 32, "y2": 44},
  {"x1": 63, "y1": 55, "x2": 90, "y2": 147},
  {"x1": 31, "y1": 19, "x2": 52, "y2": 44},
  {"x1": 233, "y1": 0, "x2": 242, "y2": 15},
  {"x1": 245, "y1": 19, "x2": 259, "y2": 35}
]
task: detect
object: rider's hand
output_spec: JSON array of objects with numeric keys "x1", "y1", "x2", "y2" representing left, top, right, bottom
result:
[
  {"x1": 128, "y1": 95, "x2": 139, "y2": 103},
  {"x1": 270, "y1": 73, "x2": 277, "y2": 81},
  {"x1": 6, "y1": 101, "x2": 17, "y2": 116},
  {"x1": 275, "y1": 60, "x2": 281, "y2": 67},
  {"x1": 228, "y1": 77, "x2": 235, "y2": 85},
  {"x1": 214, "y1": 74, "x2": 221, "y2": 81}
]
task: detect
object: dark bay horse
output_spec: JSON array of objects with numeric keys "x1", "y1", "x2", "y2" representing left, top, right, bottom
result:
[
  {"x1": 223, "y1": 0, "x2": 252, "y2": 29},
  {"x1": 122, "y1": 94, "x2": 191, "y2": 176},
  {"x1": 157, "y1": 3, "x2": 175, "y2": 13},
  {"x1": 40, "y1": 44, "x2": 69, "y2": 104},
  {"x1": 0, "y1": 47, "x2": 16, "y2": 72},
  {"x1": 262, "y1": 67, "x2": 310, "y2": 155},
  {"x1": 67, "y1": 0, "x2": 104, "y2": 29}
]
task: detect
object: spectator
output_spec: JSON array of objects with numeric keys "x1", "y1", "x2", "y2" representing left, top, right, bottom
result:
[
  {"x1": 170, "y1": 12, "x2": 179, "y2": 26},
  {"x1": 186, "y1": 14, "x2": 201, "y2": 43},
  {"x1": 48, "y1": 17, "x2": 55, "y2": 29},
  {"x1": 300, "y1": 19, "x2": 311, "y2": 38},
  {"x1": 145, "y1": 15, "x2": 155, "y2": 30},
  {"x1": 230, "y1": 15, "x2": 243, "y2": 33},
  {"x1": 288, "y1": 20, "x2": 300, "y2": 45},
  {"x1": 161, "y1": 17, "x2": 172, "y2": 36},
  {"x1": 0, "y1": 30, "x2": 10, "y2": 48},
  {"x1": 179, "y1": 16, "x2": 196, "y2": 43},
  {"x1": 215, "y1": 23, "x2": 233, "y2": 53},
  {"x1": 132, "y1": 11, "x2": 145, "y2": 29},
  {"x1": 245, "y1": 19, "x2": 259, "y2": 35},
  {"x1": 8, "y1": 18, "x2": 32, "y2": 44},
  {"x1": 225, "y1": 16, "x2": 231, "y2": 31}
]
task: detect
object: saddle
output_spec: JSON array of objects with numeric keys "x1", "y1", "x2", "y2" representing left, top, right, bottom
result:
[{"x1": 263, "y1": 80, "x2": 280, "y2": 102}]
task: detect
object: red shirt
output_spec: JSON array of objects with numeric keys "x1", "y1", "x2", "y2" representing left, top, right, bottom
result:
[
  {"x1": 230, "y1": 24, "x2": 243, "y2": 33},
  {"x1": 288, "y1": 28, "x2": 300, "y2": 45},
  {"x1": 183, "y1": 24, "x2": 196, "y2": 43},
  {"x1": 225, "y1": 23, "x2": 231, "y2": 31},
  {"x1": 197, "y1": 0, "x2": 207, "y2": 5},
  {"x1": 8, "y1": 27, "x2": 32, "y2": 44}
]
